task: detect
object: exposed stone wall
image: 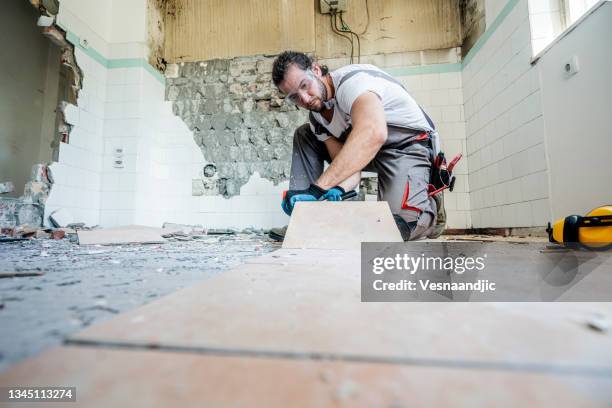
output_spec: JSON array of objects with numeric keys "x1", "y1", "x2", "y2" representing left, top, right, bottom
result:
[{"x1": 165, "y1": 56, "x2": 307, "y2": 197}]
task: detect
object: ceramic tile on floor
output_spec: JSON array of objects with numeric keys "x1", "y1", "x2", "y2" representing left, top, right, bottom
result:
[
  {"x1": 244, "y1": 248, "x2": 361, "y2": 268},
  {"x1": 1, "y1": 346, "x2": 610, "y2": 408},
  {"x1": 68, "y1": 261, "x2": 612, "y2": 372},
  {"x1": 282, "y1": 202, "x2": 402, "y2": 250}
]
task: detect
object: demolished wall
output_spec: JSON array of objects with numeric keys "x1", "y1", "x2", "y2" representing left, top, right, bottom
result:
[
  {"x1": 460, "y1": 0, "x2": 486, "y2": 56},
  {"x1": 0, "y1": 164, "x2": 52, "y2": 231},
  {"x1": 147, "y1": 0, "x2": 167, "y2": 72},
  {"x1": 165, "y1": 56, "x2": 307, "y2": 197},
  {"x1": 0, "y1": 0, "x2": 82, "y2": 232}
]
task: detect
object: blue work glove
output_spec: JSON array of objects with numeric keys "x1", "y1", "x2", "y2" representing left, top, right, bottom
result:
[
  {"x1": 281, "y1": 184, "x2": 327, "y2": 216},
  {"x1": 319, "y1": 186, "x2": 345, "y2": 201}
]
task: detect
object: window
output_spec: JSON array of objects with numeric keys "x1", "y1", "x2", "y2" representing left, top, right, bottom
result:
[
  {"x1": 529, "y1": 0, "x2": 602, "y2": 56},
  {"x1": 561, "y1": 0, "x2": 601, "y2": 25}
]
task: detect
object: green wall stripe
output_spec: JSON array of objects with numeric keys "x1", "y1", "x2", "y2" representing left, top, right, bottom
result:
[
  {"x1": 65, "y1": 31, "x2": 166, "y2": 85},
  {"x1": 107, "y1": 58, "x2": 143, "y2": 69},
  {"x1": 66, "y1": 31, "x2": 109, "y2": 69},
  {"x1": 462, "y1": 0, "x2": 520, "y2": 68},
  {"x1": 386, "y1": 62, "x2": 462, "y2": 76},
  {"x1": 143, "y1": 63, "x2": 166, "y2": 84}
]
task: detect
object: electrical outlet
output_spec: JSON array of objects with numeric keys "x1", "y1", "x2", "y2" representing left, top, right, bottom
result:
[
  {"x1": 112, "y1": 147, "x2": 124, "y2": 169},
  {"x1": 320, "y1": 0, "x2": 348, "y2": 14},
  {"x1": 563, "y1": 56, "x2": 579, "y2": 78}
]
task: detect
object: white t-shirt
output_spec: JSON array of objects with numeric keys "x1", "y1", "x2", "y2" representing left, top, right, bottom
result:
[{"x1": 309, "y1": 64, "x2": 434, "y2": 142}]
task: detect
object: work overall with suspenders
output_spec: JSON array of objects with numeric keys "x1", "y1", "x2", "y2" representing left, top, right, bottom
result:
[{"x1": 289, "y1": 68, "x2": 462, "y2": 240}]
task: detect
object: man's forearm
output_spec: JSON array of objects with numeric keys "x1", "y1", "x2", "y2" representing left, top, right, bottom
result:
[
  {"x1": 316, "y1": 126, "x2": 383, "y2": 189},
  {"x1": 337, "y1": 171, "x2": 361, "y2": 192}
]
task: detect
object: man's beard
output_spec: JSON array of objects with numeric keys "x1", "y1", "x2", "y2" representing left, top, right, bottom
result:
[{"x1": 309, "y1": 77, "x2": 329, "y2": 113}]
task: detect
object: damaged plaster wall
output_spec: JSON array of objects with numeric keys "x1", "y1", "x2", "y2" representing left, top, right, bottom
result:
[
  {"x1": 147, "y1": 0, "x2": 167, "y2": 72},
  {"x1": 0, "y1": 0, "x2": 81, "y2": 231},
  {"x1": 0, "y1": 0, "x2": 57, "y2": 198},
  {"x1": 314, "y1": 0, "x2": 462, "y2": 59},
  {"x1": 166, "y1": 57, "x2": 307, "y2": 197},
  {"x1": 460, "y1": 0, "x2": 486, "y2": 56},
  {"x1": 42, "y1": 0, "x2": 114, "y2": 227},
  {"x1": 162, "y1": 0, "x2": 462, "y2": 63},
  {"x1": 164, "y1": 0, "x2": 314, "y2": 62}
]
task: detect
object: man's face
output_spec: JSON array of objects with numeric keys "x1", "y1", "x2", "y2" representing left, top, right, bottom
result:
[{"x1": 279, "y1": 64, "x2": 327, "y2": 112}]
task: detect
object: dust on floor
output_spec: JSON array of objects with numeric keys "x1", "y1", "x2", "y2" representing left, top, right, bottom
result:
[{"x1": 0, "y1": 233, "x2": 280, "y2": 371}]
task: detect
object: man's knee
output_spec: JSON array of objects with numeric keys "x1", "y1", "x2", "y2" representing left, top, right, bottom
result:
[{"x1": 391, "y1": 171, "x2": 437, "y2": 241}]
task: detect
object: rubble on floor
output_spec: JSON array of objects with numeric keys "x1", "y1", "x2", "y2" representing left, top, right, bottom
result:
[
  {"x1": 436, "y1": 234, "x2": 549, "y2": 243},
  {"x1": 0, "y1": 2, "x2": 84, "y2": 242},
  {"x1": 48, "y1": 208, "x2": 75, "y2": 228},
  {"x1": 0, "y1": 182, "x2": 14, "y2": 194},
  {"x1": 0, "y1": 232, "x2": 279, "y2": 371},
  {"x1": 0, "y1": 164, "x2": 53, "y2": 234},
  {"x1": 161, "y1": 222, "x2": 241, "y2": 240}
]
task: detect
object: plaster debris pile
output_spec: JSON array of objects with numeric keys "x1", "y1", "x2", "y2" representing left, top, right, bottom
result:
[
  {"x1": 0, "y1": 164, "x2": 54, "y2": 235},
  {"x1": 160, "y1": 222, "x2": 244, "y2": 242},
  {"x1": 165, "y1": 56, "x2": 307, "y2": 197},
  {"x1": 0, "y1": 182, "x2": 14, "y2": 195}
]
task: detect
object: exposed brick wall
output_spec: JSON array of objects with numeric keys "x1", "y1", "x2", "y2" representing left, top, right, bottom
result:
[{"x1": 165, "y1": 56, "x2": 307, "y2": 197}]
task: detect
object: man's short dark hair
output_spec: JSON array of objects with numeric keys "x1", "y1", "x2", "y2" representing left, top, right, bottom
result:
[{"x1": 272, "y1": 51, "x2": 328, "y2": 87}]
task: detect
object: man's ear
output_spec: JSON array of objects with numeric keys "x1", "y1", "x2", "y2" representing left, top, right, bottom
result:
[{"x1": 311, "y1": 63, "x2": 322, "y2": 76}]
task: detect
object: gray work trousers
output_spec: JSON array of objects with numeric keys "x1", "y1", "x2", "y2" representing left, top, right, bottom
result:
[{"x1": 289, "y1": 124, "x2": 437, "y2": 240}]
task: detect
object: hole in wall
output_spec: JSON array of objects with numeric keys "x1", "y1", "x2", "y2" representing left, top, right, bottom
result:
[
  {"x1": 203, "y1": 164, "x2": 217, "y2": 178},
  {"x1": 0, "y1": 0, "x2": 82, "y2": 232}
]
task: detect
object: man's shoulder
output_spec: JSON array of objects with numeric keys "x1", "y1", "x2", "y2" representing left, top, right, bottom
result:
[
  {"x1": 331, "y1": 64, "x2": 385, "y2": 96},
  {"x1": 332, "y1": 63, "x2": 382, "y2": 77}
]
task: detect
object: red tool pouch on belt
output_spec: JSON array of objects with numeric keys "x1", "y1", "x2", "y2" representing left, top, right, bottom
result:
[{"x1": 428, "y1": 151, "x2": 462, "y2": 197}]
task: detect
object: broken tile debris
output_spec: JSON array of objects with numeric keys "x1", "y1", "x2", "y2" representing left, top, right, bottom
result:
[
  {"x1": 0, "y1": 233, "x2": 279, "y2": 371},
  {"x1": 0, "y1": 182, "x2": 14, "y2": 195},
  {"x1": 48, "y1": 209, "x2": 73, "y2": 228},
  {"x1": 0, "y1": 164, "x2": 52, "y2": 231},
  {"x1": 76, "y1": 225, "x2": 166, "y2": 246},
  {"x1": 586, "y1": 313, "x2": 611, "y2": 333},
  {"x1": 0, "y1": 271, "x2": 45, "y2": 279}
]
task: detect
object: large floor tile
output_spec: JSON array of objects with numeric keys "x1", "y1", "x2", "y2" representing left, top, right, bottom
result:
[
  {"x1": 68, "y1": 261, "x2": 612, "y2": 373},
  {"x1": 1, "y1": 346, "x2": 610, "y2": 407}
]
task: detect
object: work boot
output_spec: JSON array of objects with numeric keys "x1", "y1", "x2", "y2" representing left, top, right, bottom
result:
[
  {"x1": 428, "y1": 193, "x2": 446, "y2": 239},
  {"x1": 268, "y1": 225, "x2": 287, "y2": 242},
  {"x1": 393, "y1": 215, "x2": 416, "y2": 241}
]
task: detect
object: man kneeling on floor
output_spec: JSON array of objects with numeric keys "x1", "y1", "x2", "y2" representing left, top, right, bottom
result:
[{"x1": 270, "y1": 51, "x2": 447, "y2": 241}]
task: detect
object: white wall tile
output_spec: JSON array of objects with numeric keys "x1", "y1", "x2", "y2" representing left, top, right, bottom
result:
[
  {"x1": 421, "y1": 73, "x2": 441, "y2": 90},
  {"x1": 439, "y1": 72, "x2": 461, "y2": 89},
  {"x1": 125, "y1": 67, "x2": 143, "y2": 84},
  {"x1": 531, "y1": 198, "x2": 551, "y2": 226},
  {"x1": 430, "y1": 89, "x2": 450, "y2": 106},
  {"x1": 106, "y1": 68, "x2": 127, "y2": 85},
  {"x1": 441, "y1": 106, "x2": 462, "y2": 122},
  {"x1": 463, "y1": 0, "x2": 551, "y2": 228}
]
